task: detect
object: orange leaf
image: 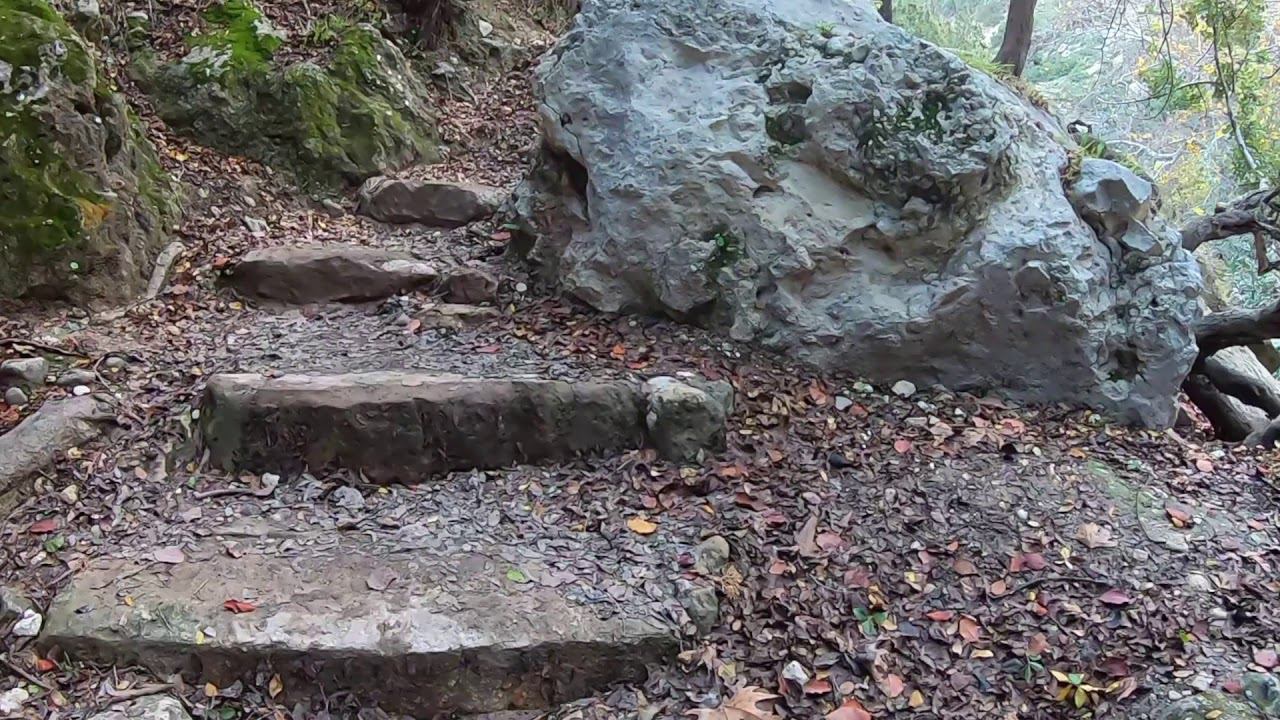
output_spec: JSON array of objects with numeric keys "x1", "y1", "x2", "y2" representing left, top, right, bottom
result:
[
  {"x1": 35, "y1": 658, "x2": 57, "y2": 673},
  {"x1": 28, "y1": 518, "x2": 59, "y2": 534},
  {"x1": 926, "y1": 610, "x2": 955, "y2": 622},
  {"x1": 1194, "y1": 458, "x2": 1214, "y2": 473},
  {"x1": 880, "y1": 673, "x2": 905, "y2": 698},
  {"x1": 958, "y1": 617, "x2": 981, "y2": 643},
  {"x1": 988, "y1": 579, "x2": 1008, "y2": 596},
  {"x1": 627, "y1": 516, "x2": 658, "y2": 535},
  {"x1": 893, "y1": 439, "x2": 913, "y2": 454},
  {"x1": 223, "y1": 599, "x2": 257, "y2": 614},
  {"x1": 804, "y1": 677, "x2": 833, "y2": 695},
  {"x1": 826, "y1": 699, "x2": 872, "y2": 720}
]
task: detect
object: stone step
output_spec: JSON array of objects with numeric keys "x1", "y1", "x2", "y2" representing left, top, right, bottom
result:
[
  {"x1": 356, "y1": 177, "x2": 502, "y2": 227},
  {"x1": 41, "y1": 530, "x2": 675, "y2": 716},
  {"x1": 200, "y1": 372, "x2": 646, "y2": 482},
  {"x1": 200, "y1": 372, "x2": 730, "y2": 481},
  {"x1": 226, "y1": 245, "x2": 439, "y2": 304}
]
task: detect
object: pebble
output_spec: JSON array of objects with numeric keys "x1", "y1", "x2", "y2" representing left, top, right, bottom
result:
[
  {"x1": 12, "y1": 608, "x2": 42, "y2": 636},
  {"x1": 4, "y1": 387, "x2": 29, "y2": 406},
  {"x1": 834, "y1": 395, "x2": 853, "y2": 411},
  {"x1": 0, "y1": 688, "x2": 29, "y2": 715},
  {"x1": 60, "y1": 485, "x2": 80, "y2": 504},
  {"x1": 0, "y1": 357, "x2": 48, "y2": 385},
  {"x1": 891, "y1": 380, "x2": 917, "y2": 397},
  {"x1": 72, "y1": 385, "x2": 92, "y2": 396},
  {"x1": 57, "y1": 369, "x2": 96, "y2": 386},
  {"x1": 103, "y1": 356, "x2": 128, "y2": 371},
  {"x1": 782, "y1": 660, "x2": 811, "y2": 685}
]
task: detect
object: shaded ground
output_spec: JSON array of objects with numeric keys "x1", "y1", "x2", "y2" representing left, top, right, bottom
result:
[{"x1": 2, "y1": 5, "x2": 1280, "y2": 719}]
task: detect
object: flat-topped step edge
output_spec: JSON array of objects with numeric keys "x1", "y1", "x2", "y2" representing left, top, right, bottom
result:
[{"x1": 41, "y1": 535, "x2": 675, "y2": 716}]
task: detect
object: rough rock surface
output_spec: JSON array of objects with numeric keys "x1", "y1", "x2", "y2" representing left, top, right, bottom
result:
[
  {"x1": 0, "y1": 395, "x2": 116, "y2": 508},
  {"x1": 226, "y1": 245, "x2": 439, "y2": 304},
  {"x1": 43, "y1": 530, "x2": 674, "y2": 715},
  {"x1": 642, "y1": 376, "x2": 730, "y2": 463},
  {"x1": 357, "y1": 177, "x2": 502, "y2": 226},
  {"x1": 511, "y1": 0, "x2": 1202, "y2": 426},
  {"x1": 200, "y1": 372, "x2": 647, "y2": 481},
  {"x1": 1, "y1": 0, "x2": 180, "y2": 302},
  {"x1": 133, "y1": 5, "x2": 436, "y2": 189},
  {"x1": 0, "y1": 357, "x2": 48, "y2": 386}
]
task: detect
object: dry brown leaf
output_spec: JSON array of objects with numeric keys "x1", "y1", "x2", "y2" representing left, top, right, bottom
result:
[
  {"x1": 958, "y1": 616, "x2": 981, "y2": 643},
  {"x1": 1076, "y1": 523, "x2": 1117, "y2": 549},
  {"x1": 880, "y1": 673, "x2": 905, "y2": 698},
  {"x1": 686, "y1": 685, "x2": 779, "y2": 720},
  {"x1": 627, "y1": 516, "x2": 658, "y2": 535},
  {"x1": 795, "y1": 515, "x2": 820, "y2": 557},
  {"x1": 826, "y1": 698, "x2": 871, "y2": 720}
]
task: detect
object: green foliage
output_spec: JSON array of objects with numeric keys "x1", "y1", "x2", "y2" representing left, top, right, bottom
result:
[
  {"x1": 1138, "y1": 57, "x2": 1205, "y2": 112},
  {"x1": 305, "y1": 14, "x2": 353, "y2": 47},
  {"x1": 705, "y1": 228, "x2": 742, "y2": 271}
]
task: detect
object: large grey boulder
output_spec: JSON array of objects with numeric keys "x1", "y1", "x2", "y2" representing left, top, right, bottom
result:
[
  {"x1": 357, "y1": 177, "x2": 502, "y2": 227},
  {"x1": 510, "y1": 0, "x2": 1203, "y2": 426}
]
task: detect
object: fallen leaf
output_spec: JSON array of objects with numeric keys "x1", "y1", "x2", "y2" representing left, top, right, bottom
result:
[
  {"x1": 1194, "y1": 458, "x2": 1214, "y2": 473},
  {"x1": 505, "y1": 568, "x2": 530, "y2": 584},
  {"x1": 880, "y1": 674, "x2": 905, "y2": 698},
  {"x1": 222, "y1": 599, "x2": 256, "y2": 614},
  {"x1": 826, "y1": 698, "x2": 871, "y2": 720},
  {"x1": 28, "y1": 519, "x2": 59, "y2": 534},
  {"x1": 687, "y1": 685, "x2": 779, "y2": 720},
  {"x1": 952, "y1": 558, "x2": 978, "y2": 576},
  {"x1": 1028, "y1": 633, "x2": 1051, "y2": 656},
  {"x1": 893, "y1": 438, "x2": 913, "y2": 454},
  {"x1": 795, "y1": 515, "x2": 820, "y2": 557},
  {"x1": 926, "y1": 610, "x2": 955, "y2": 622},
  {"x1": 203, "y1": 683, "x2": 218, "y2": 698},
  {"x1": 406, "y1": 318, "x2": 422, "y2": 333},
  {"x1": 803, "y1": 678, "x2": 832, "y2": 695},
  {"x1": 35, "y1": 658, "x2": 57, "y2": 673},
  {"x1": 958, "y1": 616, "x2": 981, "y2": 643},
  {"x1": 1076, "y1": 523, "x2": 1117, "y2": 549},
  {"x1": 1254, "y1": 648, "x2": 1278, "y2": 669},
  {"x1": 153, "y1": 546, "x2": 186, "y2": 564},
  {"x1": 627, "y1": 517, "x2": 658, "y2": 535},
  {"x1": 1099, "y1": 589, "x2": 1132, "y2": 606},
  {"x1": 1010, "y1": 552, "x2": 1046, "y2": 572},
  {"x1": 909, "y1": 690, "x2": 925, "y2": 708},
  {"x1": 1166, "y1": 504, "x2": 1192, "y2": 527},
  {"x1": 268, "y1": 674, "x2": 283, "y2": 698},
  {"x1": 988, "y1": 579, "x2": 1008, "y2": 596}
]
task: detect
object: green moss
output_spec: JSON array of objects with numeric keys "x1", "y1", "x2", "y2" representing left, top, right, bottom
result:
[
  {"x1": 140, "y1": 20, "x2": 436, "y2": 190},
  {"x1": 0, "y1": 0, "x2": 102, "y2": 281},
  {"x1": 186, "y1": 0, "x2": 283, "y2": 78}
]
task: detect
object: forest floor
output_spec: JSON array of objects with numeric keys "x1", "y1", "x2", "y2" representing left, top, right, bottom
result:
[{"x1": 2, "y1": 4, "x2": 1280, "y2": 720}]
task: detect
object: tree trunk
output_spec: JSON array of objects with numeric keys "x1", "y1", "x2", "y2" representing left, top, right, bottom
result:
[
  {"x1": 879, "y1": 0, "x2": 893, "y2": 22},
  {"x1": 1181, "y1": 189, "x2": 1279, "y2": 252},
  {"x1": 1195, "y1": 298, "x2": 1280, "y2": 358},
  {"x1": 994, "y1": 0, "x2": 1038, "y2": 76},
  {"x1": 1183, "y1": 373, "x2": 1269, "y2": 442},
  {"x1": 1202, "y1": 347, "x2": 1280, "y2": 417}
]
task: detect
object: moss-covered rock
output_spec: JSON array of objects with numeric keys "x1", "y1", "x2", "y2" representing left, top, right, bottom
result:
[
  {"x1": 0, "y1": 0, "x2": 180, "y2": 302},
  {"x1": 135, "y1": 2, "x2": 437, "y2": 190}
]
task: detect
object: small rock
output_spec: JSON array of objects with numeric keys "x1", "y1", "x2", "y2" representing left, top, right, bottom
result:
[
  {"x1": 1186, "y1": 573, "x2": 1213, "y2": 592},
  {"x1": 443, "y1": 267, "x2": 499, "y2": 304},
  {"x1": 1, "y1": 357, "x2": 48, "y2": 385},
  {"x1": 477, "y1": 18, "x2": 494, "y2": 36},
  {"x1": 243, "y1": 216, "x2": 269, "y2": 235},
  {"x1": 1244, "y1": 672, "x2": 1280, "y2": 715},
  {"x1": 60, "y1": 485, "x2": 79, "y2": 504},
  {"x1": 4, "y1": 387, "x2": 29, "y2": 406},
  {"x1": 0, "y1": 586, "x2": 32, "y2": 626},
  {"x1": 834, "y1": 395, "x2": 854, "y2": 411},
  {"x1": 0, "y1": 688, "x2": 30, "y2": 715},
  {"x1": 693, "y1": 535, "x2": 730, "y2": 575},
  {"x1": 891, "y1": 380, "x2": 917, "y2": 397},
  {"x1": 782, "y1": 660, "x2": 811, "y2": 686},
  {"x1": 643, "y1": 377, "x2": 729, "y2": 463},
  {"x1": 356, "y1": 177, "x2": 502, "y2": 227},
  {"x1": 103, "y1": 356, "x2": 128, "y2": 371},
  {"x1": 57, "y1": 369, "x2": 97, "y2": 386},
  {"x1": 331, "y1": 485, "x2": 365, "y2": 510},
  {"x1": 74, "y1": 0, "x2": 100, "y2": 19},
  {"x1": 73, "y1": 385, "x2": 92, "y2": 396},
  {"x1": 677, "y1": 582, "x2": 719, "y2": 635},
  {"x1": 12, "y1": 607, "x2": 42, "y2": 636},
  {"x1": 87, "y1": 695, "x2": 192, "y2": 720}
]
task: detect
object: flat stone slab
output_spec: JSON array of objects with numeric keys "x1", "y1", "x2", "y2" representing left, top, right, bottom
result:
[
  {"x1": 43, "y1": 534, "x2": 674, "y2": 716},
  {"x1": 226, "y1": 245, "x2": 439, "y2": 304},
  {"x1": 357, "y1": 177, "x2": 502, "y2": 227},
  {"x1": 1, "y1": 395, "x2": 115, "y2": 510},
  {"x1": 200, "y1": 372, "x2": 646, "y2": 481}
]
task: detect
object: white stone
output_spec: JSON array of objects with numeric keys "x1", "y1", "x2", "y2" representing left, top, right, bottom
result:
[
  {"x1": 0, "y1": 688, "x2": 29, "y2": 714},
  {"x1": 72, "y1": 385, "x2": 92, "y2": 396},
  {"x1": 12, "y1": 608, "x2": 42, "y2": 636},
  {"x1": 891, "y1": 380, "x2": 917, "y2": 398}
]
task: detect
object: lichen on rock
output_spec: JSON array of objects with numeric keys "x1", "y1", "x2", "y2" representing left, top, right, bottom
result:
[
  {"x1": 134, "y1": 1, "x2": 438, "y2": 189},
  {"x1": 0, "y1": 0, "x2": 180, "y2": 302}
]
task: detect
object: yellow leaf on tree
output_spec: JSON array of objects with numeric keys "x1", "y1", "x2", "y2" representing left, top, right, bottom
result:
[{"x1": 627, "y1": 516, "x2": 658, "y2": 535}]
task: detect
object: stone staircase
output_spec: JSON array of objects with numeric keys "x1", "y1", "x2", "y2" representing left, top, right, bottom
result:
[{"x1": 39, "y1": 240, "x2": 726, "y2": 717}]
